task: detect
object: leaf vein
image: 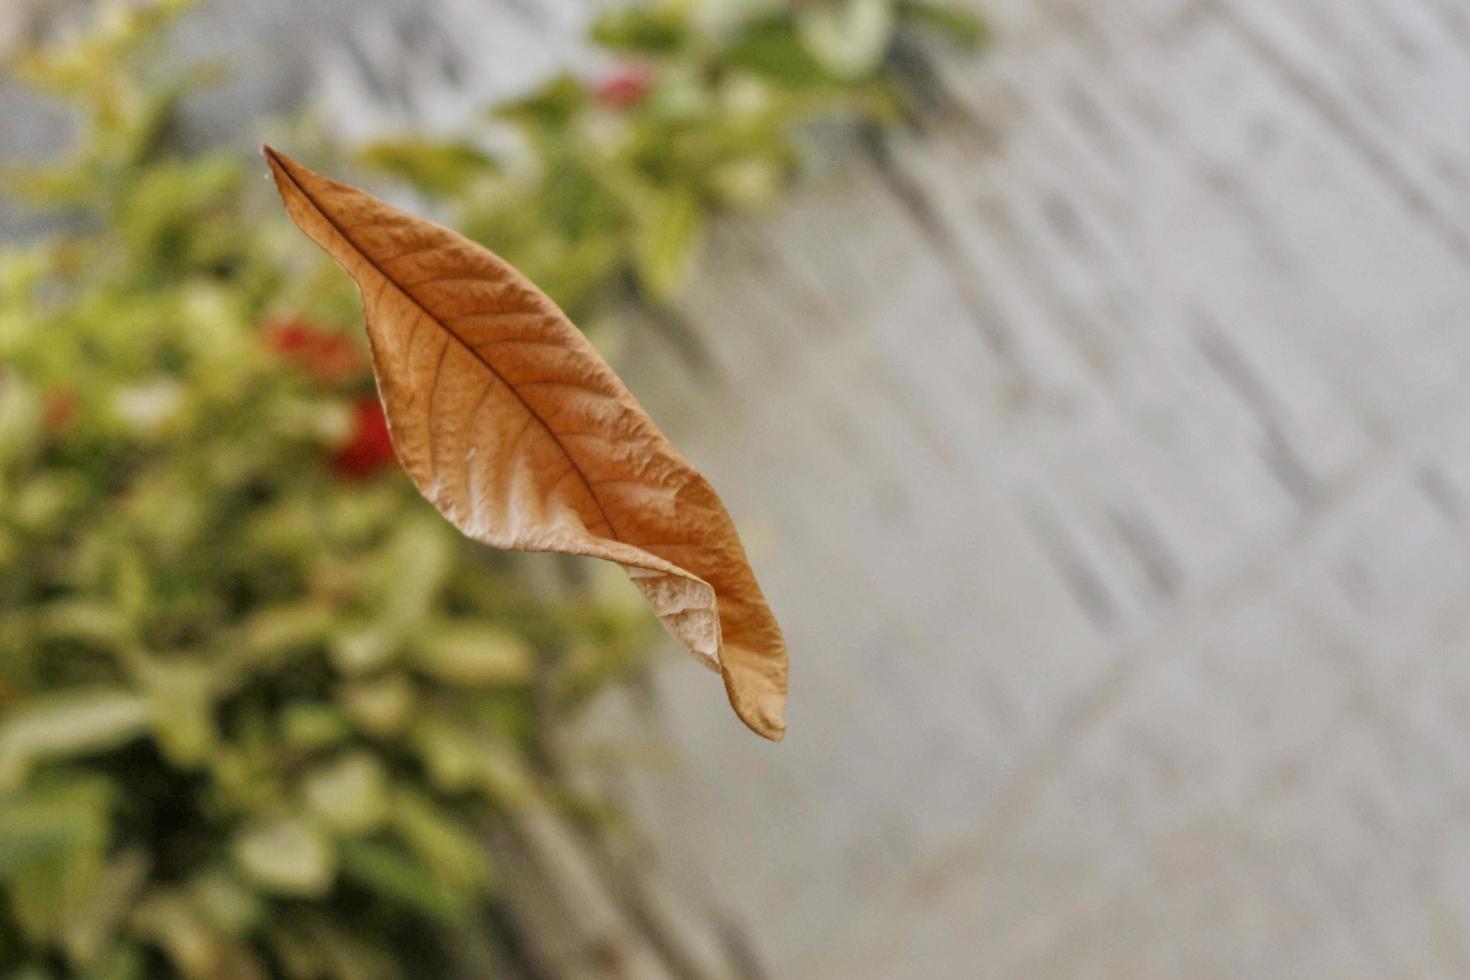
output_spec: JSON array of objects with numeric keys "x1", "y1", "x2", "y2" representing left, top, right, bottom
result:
[
  {"x1": 424, "y1": 335, "x2": 451, "y2": 470},
  {"x1": 268, "y1": 153, "x2": 624, "y2": 556}
]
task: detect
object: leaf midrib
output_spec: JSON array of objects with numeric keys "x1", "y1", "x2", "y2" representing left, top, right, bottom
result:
[{"x1": 268, "y1": 149, "x2": 620, "y2": 542}]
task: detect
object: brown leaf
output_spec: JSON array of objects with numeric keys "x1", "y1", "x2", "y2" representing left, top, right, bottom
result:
[{"x1": 264, "y1": 147, "x2": 787, "y2": 740}]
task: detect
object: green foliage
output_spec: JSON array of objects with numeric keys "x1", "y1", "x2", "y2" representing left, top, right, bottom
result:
[
  {"x1": 356, "y1": 0, "x2": 985, "y2": 314},
  {"x1": 0, "y1": 8, "x2": 653, "y2": 977}
]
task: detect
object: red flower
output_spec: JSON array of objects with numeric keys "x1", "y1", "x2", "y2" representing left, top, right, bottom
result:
[
  {"x1": 596, "y1": 63, "x2": 654, "y2": 109},
  {"x1": 263, "y1": 317, "x2": 365, "y2": 384},
  {"x1": 332, "y1": 398, "x2": 397, "y2": 478},
  {"x1": 43, "y1": 387, "x2": 79, "y2": 431}
]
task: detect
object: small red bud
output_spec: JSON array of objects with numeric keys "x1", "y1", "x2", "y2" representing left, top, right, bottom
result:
[
  {"x1": 332, "y1": 398, "x2": 397, "y2": 478},
  {"x1": 262, "y1": 317, "x2": 366, "y2": 384},
  {"x1": 596, "y1": 64, "x2": 654, "y2": 109},
  {"x1": 43, "y1": 387, "x2": 79, "y2": 431}
]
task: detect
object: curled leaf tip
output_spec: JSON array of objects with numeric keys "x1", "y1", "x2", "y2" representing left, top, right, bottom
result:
[{"x1": 264, "y1": 147, "x2": 788, "y2": 740}]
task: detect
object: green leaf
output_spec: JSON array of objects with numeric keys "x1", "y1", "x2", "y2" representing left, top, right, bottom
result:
[
  {"x1": 411, "y1": 718, "x2": 534, "y2": 805},
  {"x1": 280, "y1": 704, "x2": 351, "y2": 751},
  {"x1": 130, "y1": 887, "x2": 269, "y2": 980},
  {"x1": 60, "y1": 848, "x2": 149, "y2": 970},
  {"x1": 0, "y1": 689, "x2": 150, "y2": 790},
  {"x1": 643, "y1": 61, "x2": 710, "y2": 121},
  {"x1": 186, "y1": 869, "x2": 264, "y2": 936},
  {"x1": 337, "y1": 674, "x2": 417, "y2": 739},
  {"x1": 0, "y1": 777, "x2": 113, "y2": 943},
  {"x1": 410, "y1": 622, "x2": 532, "y2": 687},
  {"x1": 390, "y1": 789, "x2": 490, "y2": 891},
  {"x1": 301, "y1": 752, "x2": 390, "y2": 836},
  {"x1": 87, "y1": 944, "x2": 147, "y2": 980},
  {"x1": 338, "y1": 839, "x2": 468, "y2": 924},
  {"x1": 496, "y1": 74, "x2": 588, "y2": 134},
  {"x1": 355, "y1": 138, "x2": 497, "y2": 198},
  {"x1": 33, "y1": 601, "x2": 132, "y2": 649},
  {"x1": 331, "y1": 518, "x2": 454, "y2": 675},
  {"x1": 590, "y1": 4, "x2": 690, "y2": 53},
  {"x1": 798, "y1": 0, "x2": 896, "y2": 80},
  {"x1": 234, "y1": 602, "x2": 334, "y2": 668},
  {"x1": 541, "y1": 158, "x2": 627, "y2": 241},
  {"x1": 231, "y1": 816, "x2": 336, "y2": 898},
  {"x1": 708, "y1": 156, "x2": 787, "y2": 210},
  {"x1": 137, "y1": 659, "x2": 218, "y2": 768},
  {"x1": 0, "y1": 778, "x2": 111, "y2": 875},
  {"x1": 724, "y1": 16, "x2": 832, "y2": 87},
  {"x1": 634, "y1": 187, "x2": 704, "y2": 301}
]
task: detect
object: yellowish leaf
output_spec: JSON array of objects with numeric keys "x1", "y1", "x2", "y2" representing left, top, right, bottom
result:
[
  {"x1": 0, "y1": 688, "x2": 150, "y2": 791},
  {"x1": 264, "y1": 147, "x2": 787, "y2": 739},
  {"x1": 301, "y1": 751, "x2": 391, "y2": 836},
  {"x1": 411, "y1": 622, "x2": 532, "y2": 687},
  {"x1": 231, "y1": 817, "x2": 336, "y2": 898}
]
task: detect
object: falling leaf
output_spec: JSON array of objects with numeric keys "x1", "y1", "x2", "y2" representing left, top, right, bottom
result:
[{"x1": 264, "y1": 147, "x2": 787, "y2": 739}]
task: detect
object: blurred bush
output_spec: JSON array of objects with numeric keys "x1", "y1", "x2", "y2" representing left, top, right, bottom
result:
[
  {"x1": 0, "y1": 0, "x2": 983, "y2": 976},
  {"x1": 0, "y1": 7, "x2": 653, "y2": 977},
  {"x1": 356, "y1": 0, "x2": 985, "y2": 316}
]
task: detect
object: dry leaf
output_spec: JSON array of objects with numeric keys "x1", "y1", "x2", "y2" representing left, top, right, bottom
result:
[{"x1": 264, "y1": 147, "x2": 787, "y2": 740}]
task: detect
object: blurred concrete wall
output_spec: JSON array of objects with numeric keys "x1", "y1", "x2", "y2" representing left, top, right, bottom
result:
[{"x1": 591, "y1": 1, "x2": 1470, "y2": 975}]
